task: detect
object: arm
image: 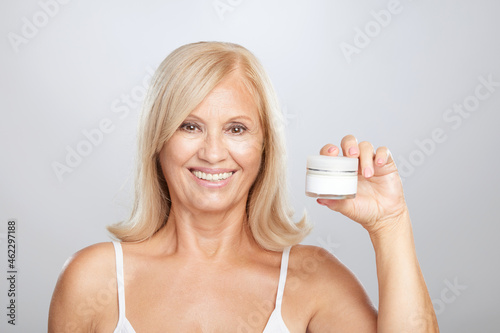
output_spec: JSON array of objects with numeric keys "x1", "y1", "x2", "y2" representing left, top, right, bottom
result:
[
  {"x1": 370, "y1": 210, "x2": 437, "y2": 332},
  {"x1": 316, "y1": 135, "x2": 439, "y2": 332}
]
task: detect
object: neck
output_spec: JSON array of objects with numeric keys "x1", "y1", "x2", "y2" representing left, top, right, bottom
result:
[{"x1": 157, "y1": 202, "x2": 257, "y2": 260}]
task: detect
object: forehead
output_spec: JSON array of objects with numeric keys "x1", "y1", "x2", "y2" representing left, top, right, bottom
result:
[{"x1": 189, "y1": 72, "x2": 260, "y2": 121}]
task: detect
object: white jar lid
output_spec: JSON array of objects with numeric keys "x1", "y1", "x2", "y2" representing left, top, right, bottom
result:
[{"x1": 307, "y1": 155, "x2": 358, "y2": 172}]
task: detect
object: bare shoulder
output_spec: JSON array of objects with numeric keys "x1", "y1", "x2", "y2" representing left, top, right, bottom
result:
[
  {"x1": 289, "y1": 245, "x2": 367, "y2": 290},
  {"x1": 58, "y1": 242, "x2": 116, "y2": 277},
  {"x1": 48, "y1": 242, "x2": 118, "y2": 333},
  {"x1": 287, "y1": 245, "x2": 377, "y2": 332}
]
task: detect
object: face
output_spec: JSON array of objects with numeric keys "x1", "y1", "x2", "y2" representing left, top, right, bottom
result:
[{"x1": 159, "y1": 72, "x2": 264, "y2": 215}]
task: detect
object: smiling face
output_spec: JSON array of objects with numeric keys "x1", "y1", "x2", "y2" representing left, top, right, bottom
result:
[{"x1": 159, "y1": 71, "x2": 264, "y2": 215}]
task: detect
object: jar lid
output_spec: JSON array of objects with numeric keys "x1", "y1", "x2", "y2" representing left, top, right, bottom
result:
[{"x1": 307, "y1": 155, "x2": 358, "y2": 172}]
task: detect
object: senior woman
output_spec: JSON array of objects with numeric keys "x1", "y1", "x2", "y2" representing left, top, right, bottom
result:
[{"x1": 49, "y1": 42, "x2": 438, "y2": 332}]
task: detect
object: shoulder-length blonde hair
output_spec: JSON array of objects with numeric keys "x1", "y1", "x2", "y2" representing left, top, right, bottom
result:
[{"x1": 108, "y1": 41, "x2": 311, "y2": 251}]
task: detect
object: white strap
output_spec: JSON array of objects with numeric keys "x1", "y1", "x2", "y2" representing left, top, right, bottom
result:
[
  {"x1": 112, "y1": 241, "x2": 126, "y2": 321},
  {"x1": 275, "y1": 246, "x2": 291, "y2": 308}
]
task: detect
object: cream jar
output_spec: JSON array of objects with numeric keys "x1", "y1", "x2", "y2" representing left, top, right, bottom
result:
[{"x1": 305, "y1": 155, "x2": 359, "y2": 199}]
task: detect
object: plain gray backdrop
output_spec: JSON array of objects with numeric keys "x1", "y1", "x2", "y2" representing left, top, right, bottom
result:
[{"x1": 1, "y1": 0, "x2": 499, "y2": 331}]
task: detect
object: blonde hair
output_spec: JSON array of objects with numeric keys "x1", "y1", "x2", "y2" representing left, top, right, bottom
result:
[{"x1": 108, "y1": 41, "x2": 311, "y2": 251}]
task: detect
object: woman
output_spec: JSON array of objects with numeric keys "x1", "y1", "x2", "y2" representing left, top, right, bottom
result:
[{"x1": 48, "y1": 42, "x2": 439, "y2": 332}]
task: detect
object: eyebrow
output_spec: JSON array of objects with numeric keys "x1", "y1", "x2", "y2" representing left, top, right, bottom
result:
[
  {"x1": 184, "y1": 114, "x2": 256, "y2": 124},
  {"x1": 227, "y1": 115, "x2": 255, "y2": 123}
]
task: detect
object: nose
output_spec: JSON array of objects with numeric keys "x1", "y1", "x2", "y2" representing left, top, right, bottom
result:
[{"x1": 197, "y1": 131, "x2": 229, "y2": 164}]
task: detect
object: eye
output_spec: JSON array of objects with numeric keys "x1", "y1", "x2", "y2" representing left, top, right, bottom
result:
[
  {"x1": 179, "y1": 122, "x2": 201, "y2": 133},
  {"x1": 227, "y1": 124, "x2": 247, "y2": 135}
]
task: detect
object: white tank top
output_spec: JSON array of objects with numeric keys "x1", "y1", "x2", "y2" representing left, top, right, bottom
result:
[{"x1": 112, "y1": 241, "x2": 291, "y2": 332}]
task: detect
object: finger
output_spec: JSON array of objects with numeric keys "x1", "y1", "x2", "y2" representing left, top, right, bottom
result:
[
  {"x1": 374, "y1": 146, "x2": 391, "y2": 167},
  {"x1": 317, "y1": 198, "x2": 353, "y2": 215},
  {"x1": 359, "y1": 141, "x2": 375, "y2": 178},
  {"x1": 340, "y1": 135, "x2": 359, "y2": 157},
  {"x1": 320, "y1": 144, "x2": 340, "y2": 156},
  {"x1": 317, "y1": 198, "x2": 339, "y2": 209}
]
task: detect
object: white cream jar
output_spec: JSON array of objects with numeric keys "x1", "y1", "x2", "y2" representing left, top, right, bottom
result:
[{"x1": 305, "y1": 155, "x2": 359, "y2": 199}]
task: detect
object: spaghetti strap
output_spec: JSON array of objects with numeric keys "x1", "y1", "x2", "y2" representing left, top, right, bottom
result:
[
  {"x1": 262, "y1": 246, "x2": 292, "y2": 332},
  {"x1": 112, "y1": 242, "x2": 137, "y2": 333},
  {"x1": 275, "y1": 246, "x2": 291, "y2": 308},
  {"x1": 112, "y1": 242, "x2": 127, "y2": 329}
]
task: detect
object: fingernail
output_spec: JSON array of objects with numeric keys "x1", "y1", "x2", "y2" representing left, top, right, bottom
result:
[
  {"x1": 317, "y1": 199, "x2": 326, "y2": 206},
  {"x1": 349, "y1": 147, "x2": 359, "y2": 156},
  {"x1": 376, "y1": 158, "x2": 384, "y2": 166},
  {"x1": 363, "y1": 167, "x2": 373, "y2": 178},
  {"x1": 328, "y1": 146, "x2": 337, "y2": 153}
]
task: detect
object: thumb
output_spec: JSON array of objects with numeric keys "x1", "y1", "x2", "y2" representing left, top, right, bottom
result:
[{"x1": 317, "y1": 198, "x2": 351, "y2": 214}]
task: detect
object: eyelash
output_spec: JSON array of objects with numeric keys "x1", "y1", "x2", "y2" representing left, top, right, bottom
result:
[
  {"x1": 179, "y1": 122, "x2": 201, "y2": 133},
  {"x1": 227, "y1": 124, "x2": 247, "y2": 135},
  {"x1": 179, "y1": 122, "x2": 248, "y2": 135}
]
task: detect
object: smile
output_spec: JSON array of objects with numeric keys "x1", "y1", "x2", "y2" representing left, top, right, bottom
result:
[{"x1": 191, "y1": 170, "x2": 234, "y2": 182}]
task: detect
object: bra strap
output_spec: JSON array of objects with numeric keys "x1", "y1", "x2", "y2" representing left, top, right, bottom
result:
[
  {"x1": 112, "y1": 241, "x2": 126, "y2": 322},
  {"x1": 275, "y1": 246, "x2": 291, "y2": 308}
]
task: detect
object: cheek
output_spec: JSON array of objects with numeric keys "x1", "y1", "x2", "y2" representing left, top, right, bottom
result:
[
  {"x1": 171, "y1": 134, "x2": 201, "y2": 155},
  {"x1": 227, "y1": 136, "x2": 263, "y2": 171},
  {"x1": 160, "y1": 136, "x2": 199, "y2": 174}
]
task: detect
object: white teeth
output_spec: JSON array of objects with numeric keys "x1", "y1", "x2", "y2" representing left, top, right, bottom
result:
[{"x1": 192, "y1": 170, "x2": 233, "y2": 182}]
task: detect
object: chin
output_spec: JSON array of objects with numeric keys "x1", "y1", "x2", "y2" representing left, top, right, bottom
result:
[{"x1": 189, "y1": 193, "x2": 244, "y2": 214}]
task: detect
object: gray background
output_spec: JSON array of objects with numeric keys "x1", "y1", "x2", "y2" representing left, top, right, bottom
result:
[{"x1": 1, "y1": 0, "x2": 499, "y2": 331}]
